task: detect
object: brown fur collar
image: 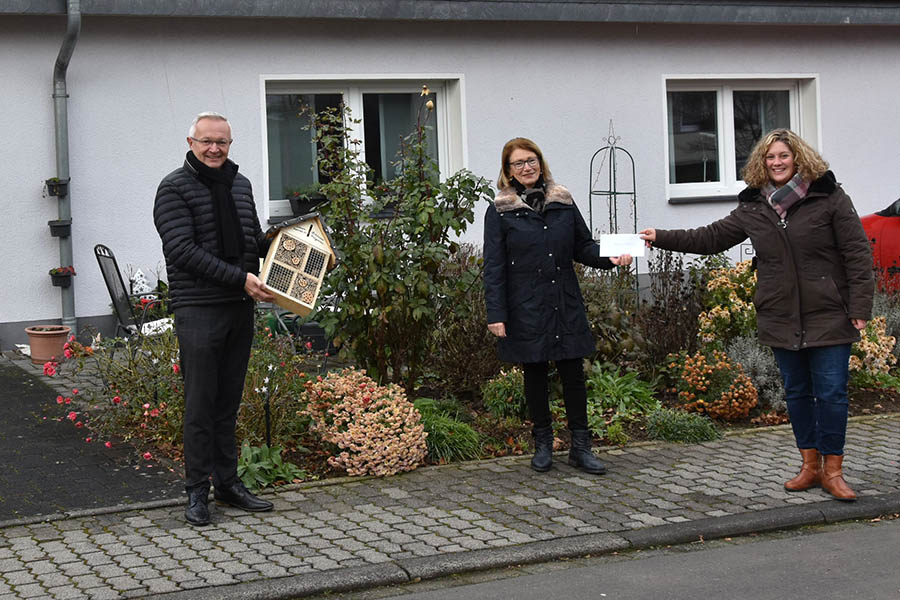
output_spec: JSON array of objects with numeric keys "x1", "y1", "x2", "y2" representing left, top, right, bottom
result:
[{"x1": 493, "y1": 182, "x2": 574, "y2": 213}]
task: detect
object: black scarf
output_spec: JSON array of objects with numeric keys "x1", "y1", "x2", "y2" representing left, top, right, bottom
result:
[
  {"x1": 512, "y1": 174, "x2": 547, "y2": 212},
  {"x1": 185, "y1": 151, "x2": 245, "y2": 263}
]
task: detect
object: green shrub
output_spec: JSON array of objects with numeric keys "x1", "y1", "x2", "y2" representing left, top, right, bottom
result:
[
  {"x1": 583, "y1": 362, "x2": 660, "y2": 443},
  {"x1": 71, "y1": 329, "x2": 185, "y2": 453},
  {"x1": 480, "y1": 368, "x2": 528, "y2": 420},
  {"x1": 238, "y1": 321, "x2": 317, "y2": 448},
  {"x1": 414, "y1": 398, "x2": 482, "y2": 463},
  {"x1": 578, "y1": 266, "x2": 646, "y2": 363},
  {"x1": 646, "y1": 407, "x2": 721, "y2": 443},
  {"x1": 310, "y1": 102, "x2": 494, "y2": 393},
  {"x1": 427, "y1": 244, "x2": 505, "y2": 396},
  {"x1": 238, "y1": 442, "x2": 309, "y2": 490}
]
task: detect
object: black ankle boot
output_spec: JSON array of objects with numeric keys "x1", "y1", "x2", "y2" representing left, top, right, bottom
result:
[
  {"x1": 531, "y1": 425, "x2": 554, "y2": 472},
  {"x1": 185, "y1": 487, "x2": 210, "y2": 526},
  {"x1": 568, "y1": 429, "x2": 606, "y2": 474}
]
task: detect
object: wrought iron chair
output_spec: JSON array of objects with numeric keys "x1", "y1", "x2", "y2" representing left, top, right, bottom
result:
[{"x1": 94, "y1": 244, "x2": 173, "y2": 339}]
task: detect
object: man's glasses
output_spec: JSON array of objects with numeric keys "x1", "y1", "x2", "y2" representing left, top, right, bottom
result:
[
  {"x1": 509, "y1": 157, "x2": 539, "y2": 171},
  {"x1": 190, "y1": 137, "x2": 233, "y2": 148}
]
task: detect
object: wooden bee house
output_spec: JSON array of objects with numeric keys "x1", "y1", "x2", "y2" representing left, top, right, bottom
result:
[{"x1": 260, "y1": 213, "x2": 337, "y2": 316}]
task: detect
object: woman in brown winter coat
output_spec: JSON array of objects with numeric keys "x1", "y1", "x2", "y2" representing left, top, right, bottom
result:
[
  {"x1": 640, "y1": 129, "x2": 874, "y2": 501},
  {"x1": 484, "y1": 137, "x2": 632, "y2": 474}
]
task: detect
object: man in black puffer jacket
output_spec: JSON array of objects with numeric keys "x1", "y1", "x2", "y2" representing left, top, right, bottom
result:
[{"x1": 154, "y1": 112, "x2": 275, "y2": 526}]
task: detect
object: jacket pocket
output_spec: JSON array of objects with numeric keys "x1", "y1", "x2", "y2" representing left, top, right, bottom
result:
[
  {"x1": 753, "y1": 272, "x2": 790, "y2": 318},
  {"x1": 800, "y1": 275, "x2": 848, "y2": 315},
  {"x1": 506, "y1": 283, "x2": 541, "y2": 337}
]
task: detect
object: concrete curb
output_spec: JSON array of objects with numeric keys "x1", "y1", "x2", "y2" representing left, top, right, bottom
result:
[{"x1": 148, "y1": 492, "x2": 900, "y2": 599}]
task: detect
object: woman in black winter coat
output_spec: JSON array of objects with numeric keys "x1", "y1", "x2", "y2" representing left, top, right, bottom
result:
[
  {"x1": 484, "y1": 137, "x2": 633, "y2": 474},
  {"x1": 640, "y1": 129, "x2": 874, "y2": 501}
]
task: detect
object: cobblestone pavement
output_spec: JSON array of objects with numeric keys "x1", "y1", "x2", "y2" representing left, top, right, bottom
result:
[
  {"x1": 0, "y1": 413, "x2": 897, "y2": 599},
  {"x1": 1, "y1": 352, "x2": 899, "y2": 599}
]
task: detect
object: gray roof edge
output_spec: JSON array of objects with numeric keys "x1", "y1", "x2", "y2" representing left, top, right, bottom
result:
[{"x1": 5, "y1": 0, "x2": 900, "y2": 26}]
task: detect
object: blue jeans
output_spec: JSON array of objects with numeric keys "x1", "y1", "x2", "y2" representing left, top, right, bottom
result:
[{"x1": 772, "y1": 344, "x2": 852, "y2": 456}]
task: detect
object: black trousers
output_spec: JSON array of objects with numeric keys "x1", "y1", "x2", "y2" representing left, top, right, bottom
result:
[
  {"x1": 174, "y1": 300, "x2": 254, "y2": 493},
  {"x1": 522, "y1": 357, "x2": 588, "y2": 431}
]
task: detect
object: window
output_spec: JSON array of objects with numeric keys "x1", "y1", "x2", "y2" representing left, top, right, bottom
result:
[
  {"x1": 263, "y1": 77, "x2": 465, "y2": 217},
  {"x1": 664, "y1": 77, "x2": 819, "y2": 202}
]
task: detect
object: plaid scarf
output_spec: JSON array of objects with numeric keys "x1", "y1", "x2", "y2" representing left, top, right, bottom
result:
[{"x1": 761, "y1": 172, "x2": 809, "y2": 219}]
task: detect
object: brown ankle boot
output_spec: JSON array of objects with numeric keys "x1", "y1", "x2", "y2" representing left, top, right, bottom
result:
[
  {"x1": 821, "y1": 454, "x2": 857, "y2": 502},
  {"x1": 784, "y1": 448, "x2": 822, "y2": 491}
]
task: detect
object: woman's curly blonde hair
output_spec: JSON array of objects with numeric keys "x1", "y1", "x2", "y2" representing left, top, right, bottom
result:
[{"x1": 741, "y1": 129, "x2": 829, "y2": 188}]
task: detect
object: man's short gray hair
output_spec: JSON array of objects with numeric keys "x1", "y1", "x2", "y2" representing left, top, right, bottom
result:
[{"x1": 188, "y1": 111, "x2": 229, "y2": 138}]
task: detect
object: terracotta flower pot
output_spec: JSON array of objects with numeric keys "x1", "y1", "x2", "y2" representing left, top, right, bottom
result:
[{"x1": 24, "y1": 325, "x2": 71, "y2": 365}]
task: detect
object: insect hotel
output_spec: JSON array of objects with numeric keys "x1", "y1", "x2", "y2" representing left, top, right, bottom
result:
[{"x1": 260, "y1": 213, "x2": 337, "y2": 316}]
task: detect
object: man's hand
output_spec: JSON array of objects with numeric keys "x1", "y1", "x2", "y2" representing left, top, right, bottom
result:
[
  {"x1": 851, "y1": 318, "x2": 867, "y2": 331},
  {"x1": 488, "y1": 322, "x2": 507, "y2": 338},
  {"x1": 610, "y1": 254, "x2": 633, "y2": 266},
  {"x1": 245, "y1": 273, "x2": 276, "y2": 303}
]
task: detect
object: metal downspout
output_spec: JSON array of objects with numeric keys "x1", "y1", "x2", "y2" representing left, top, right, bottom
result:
[{"x1": 53, "y1": 0, "x2": 81, "y2": 331}]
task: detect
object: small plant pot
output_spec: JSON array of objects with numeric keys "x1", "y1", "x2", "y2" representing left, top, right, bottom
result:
[
  {"x1": 24, "y1": 325, "x2": 71, "y2": 365},
  {"x1": 45, "y1": 178, "x2": 70, "y2": 197},
  {"x1": 50, "y1": 273, "x2": 72, "y2": 288},
  {"x1": 48, "y1": 218, "x2": 72, "y2": 238},
  {"x1": 289, "y1": 193, "x2": 328, "y2": 217}
]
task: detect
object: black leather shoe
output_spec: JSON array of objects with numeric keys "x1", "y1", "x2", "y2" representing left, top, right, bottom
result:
[
  {"x1": 214, "y1": 481, "x2": 274, "y2": 512},
  {"x1": 185, "y1": 488, "x2": 210, "y2": 526}
]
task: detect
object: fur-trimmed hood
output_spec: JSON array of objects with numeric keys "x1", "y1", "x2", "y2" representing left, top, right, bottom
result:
[{"x1": 493, "y1": 182, "x2": 574, "y2": 213}]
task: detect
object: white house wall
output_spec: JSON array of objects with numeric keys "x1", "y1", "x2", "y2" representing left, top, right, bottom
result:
[{"x1": 2, "y1": 15, "x2": 898, "y2": 347}]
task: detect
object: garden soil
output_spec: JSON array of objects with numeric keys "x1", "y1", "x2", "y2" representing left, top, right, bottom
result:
[{"x1": 0, "y1": 358, "x2": 182, "y2": 522}]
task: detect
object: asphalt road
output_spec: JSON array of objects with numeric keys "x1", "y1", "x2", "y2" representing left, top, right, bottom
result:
[{"x1": 355, "y1": 518, "x2": 900, "y2": 600}]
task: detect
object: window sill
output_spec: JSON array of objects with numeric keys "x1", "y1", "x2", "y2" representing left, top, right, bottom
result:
[{"x1": 668, "y1": 194, "x2": 738, "y2": 205}]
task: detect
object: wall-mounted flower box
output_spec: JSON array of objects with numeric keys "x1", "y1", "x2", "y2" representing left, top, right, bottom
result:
[
  {"x1": 49, "y1": 265, "x2": 76, "y2": 288},
  {"x1": 45, "y1": 177, "x2": 70, "y2": 197},
  {"x1": 48, "y1": 218, "x2": 72, "y2": 238}
]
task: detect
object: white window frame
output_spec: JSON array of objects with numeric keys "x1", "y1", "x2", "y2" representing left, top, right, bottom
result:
[
  {"x1": 662, "y1": 74, "x2": 820, "y2": 202},
  {"x1": 260, "y1": 74, "x2": 467, "y2": 218}
]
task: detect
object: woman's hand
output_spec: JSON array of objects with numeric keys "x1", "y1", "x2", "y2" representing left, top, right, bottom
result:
[
  {"x1": 610, "y1": 254, "x2": 633, "y2": 266},
  {"x1": 487, "y1": 322, "x2": 507, "y2": 338},
  {"x1": 851, "y1": 318, "x2": 867, "y2": 331},
  {"x1": 639, "y1": 228, "x2": 656, "y2": 247}
]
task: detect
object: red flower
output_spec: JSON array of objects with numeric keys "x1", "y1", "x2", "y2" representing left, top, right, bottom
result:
[
  {"x1": 43, "y1": 362, "x2": 57, "y2": 377},
  {"x1": 305, "y1": 341, "x2": 313, "y2": 350},
  {"x1": 56, "y1": 395, "x2": 64, "y2": 405},
  {"x1": 72, "y1": 388, "x2": 78, "y2": 395},
  {"x1": 112, "y1": 396, "x2": 121, "y2": 405},
  {"x1": 105, "y1": 441, "x2": 112, "y2": 448},
  {"x1": 172, "y1": 363, "x2": 180, "y2": 374},
  {"x1": 85, "y1": 437, "x2": 92, "y2": 443},
  {"x1": 75, "y1": 421, "x2": 83, "y2": 428},
  {"x1": 142, "y1": 452, "x2": 153, "y2": 460},
  {"x1": 149, "y1": 408, "x2": 160, "y2": 418},
  {"x1": 64, "y1": 397, "x2": 71, "y2": 405},
  {"x1": 67, "y1": 412, "x2": 77, "y2": 421},
  {"x1": 64, "y1": 348, "x2": 74, "y2": 359}
]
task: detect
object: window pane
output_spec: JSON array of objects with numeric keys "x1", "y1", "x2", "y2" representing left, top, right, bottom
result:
[
  {"x1": 266, "y1": 93, "x2": 342, "y2": 200},
  {"x1": 363, "y1": 93, "x2": 439, "y2": 183},
  {"x1": 667, "y1": 91, "x2": 719, "y2": 183},
  {"x1": 733, "y1": 90, "x2": 790, "y2": 177}
]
